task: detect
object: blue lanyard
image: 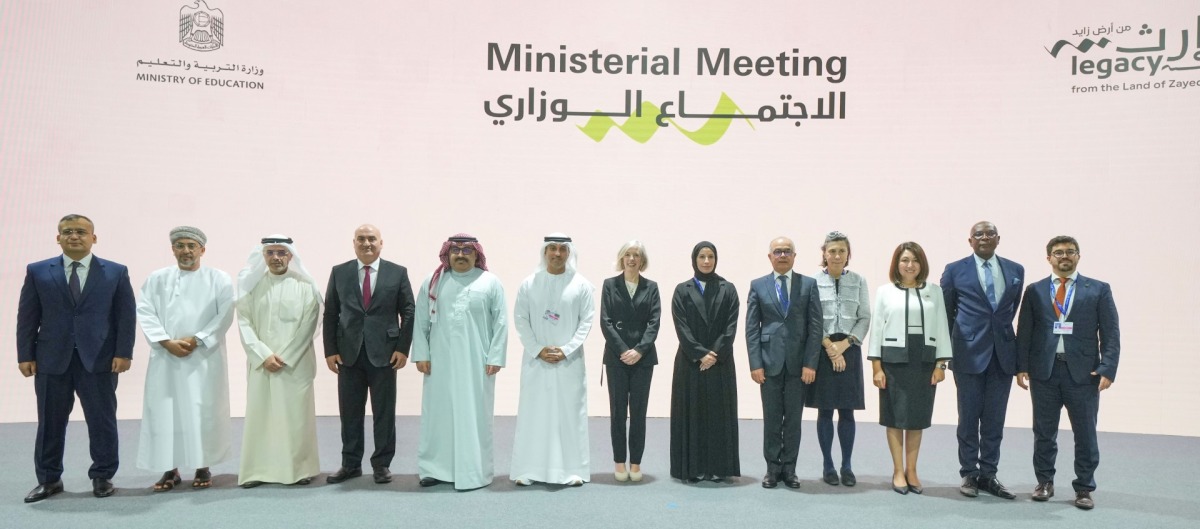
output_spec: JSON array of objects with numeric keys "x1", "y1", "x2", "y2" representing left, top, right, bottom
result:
[
  {"x1": 693, "y1": 277, "x2": 705, "y2": 293},
  {"x1": 1050, "y1": 279, "x2": 1075, "y2": 317}
]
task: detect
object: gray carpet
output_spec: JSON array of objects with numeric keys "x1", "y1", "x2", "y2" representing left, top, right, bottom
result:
[{"x1": 1, "y1": 416, "x2": 1197, "y2": 528}]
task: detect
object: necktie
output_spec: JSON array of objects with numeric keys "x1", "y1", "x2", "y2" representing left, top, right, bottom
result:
[
  {"x1": 982, "y1": 261, "x2": 998, "y2": 310},
  {"x1": 1054, "y1": 277, "x2": 1068, "y2": 318},
  {"x1": 362, "y1": 265, "x2": 373, "y2": 310},
  {"x1": 778, "y1": 274, "x2": 790, "y2": 314},
  {"x1": 69, "y1": 261, "x2": 82, "y2": 305}
]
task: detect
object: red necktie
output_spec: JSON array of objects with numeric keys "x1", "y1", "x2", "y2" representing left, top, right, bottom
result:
[
  {"x1": 363, "y1": 265, "x2": 372, "y2": 310},
  {"x1": 1053, "y1": 277, "x2": 1067, "y2": 318}
]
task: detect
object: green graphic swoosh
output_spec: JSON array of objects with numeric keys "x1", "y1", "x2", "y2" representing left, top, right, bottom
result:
[
  {"x1": 576, "y1": 92, "x2": 755, "y2": 144},
  {"x1": 1045, "y1": 37, "x2": 1111, "y2": 57}
]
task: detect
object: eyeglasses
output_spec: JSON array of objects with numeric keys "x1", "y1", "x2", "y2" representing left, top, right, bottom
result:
[
  {"x1": 771, "y1": 249, "x2": 795, "y2": 257},
  {"x1": 971, "y1": 231, "x2": 999, "y2": 240},
  {"x1": 449, "y1": 246, "x2": 476, "y2": 255},
  {"x1": 264, "y1": 250, "x2": 291, "y2": 258},
  {"x1": 1051, "y1": 249, "x2": 1079, "y2": 258},
  {"x1": 60, "y1": 229, "x2": 90, "y2": 237},
  {"x1": 173, "y1": 242, "x2": 201, "y2": 250}
]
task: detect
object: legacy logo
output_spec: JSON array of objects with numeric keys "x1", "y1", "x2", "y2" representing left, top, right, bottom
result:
[
  {"x1": 180, "y1": 1, "x2": 224, "y2": 52},
  {"x1": 1046, "y1": 16, "x2": 1200, "y2": 80}
]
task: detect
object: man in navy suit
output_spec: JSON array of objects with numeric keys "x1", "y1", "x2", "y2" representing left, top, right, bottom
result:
[
  {"x1": 17, "y1": 214, "x2": 136, "y2": 502},
  {"x1": 323, "y1": 224, "x2": 415, "y2": 485},
  {"x1": 746, "y1": 237, "x2": 822, "y2": 489},
  {"x1": 940, "y1": 221, "x2": 1024, "y2": 499},
  {"x1": 1016, "y1": 235, "x2": 1119, "y2": 510}
]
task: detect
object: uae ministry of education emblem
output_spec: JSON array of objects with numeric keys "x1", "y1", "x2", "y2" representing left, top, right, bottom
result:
[{"x1": 179, "y1": 1, "x2": 224, "y2": 52}]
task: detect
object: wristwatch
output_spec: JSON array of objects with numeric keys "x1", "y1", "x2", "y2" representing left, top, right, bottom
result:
[{"x1": 938, "y1": 362, "x2": 949, "y2": 370}]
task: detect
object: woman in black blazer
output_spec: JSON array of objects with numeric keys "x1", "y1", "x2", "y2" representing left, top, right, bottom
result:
[{"x1": 600, "y1": 240, "x2": 661, "y2": 483}]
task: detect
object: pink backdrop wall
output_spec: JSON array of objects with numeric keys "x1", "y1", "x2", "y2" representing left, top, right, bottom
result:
[{"x1": 2, "y1": 0, "x2": 1197, "y2": 436}]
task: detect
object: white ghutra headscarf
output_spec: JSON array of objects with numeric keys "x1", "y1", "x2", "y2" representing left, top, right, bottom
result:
[{"x1": 236, "y1": 234, "x2": 323, "y2": 306}]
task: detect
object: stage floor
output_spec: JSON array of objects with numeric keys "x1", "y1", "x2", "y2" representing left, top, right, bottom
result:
[{"x1": 2, "y1": 416, "x2": 1197, "y2": 528}]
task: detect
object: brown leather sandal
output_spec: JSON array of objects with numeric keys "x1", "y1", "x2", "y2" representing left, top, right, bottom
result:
[
  {"x1": 192, "y1": 468, "x2": 212, "y2": 489},
  {"x1": 154, "y1": 469, "x2": 181, "y2": 492}
]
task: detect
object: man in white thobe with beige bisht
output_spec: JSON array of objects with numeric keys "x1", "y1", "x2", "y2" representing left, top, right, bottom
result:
[{"x1": 234, "y1": 234, "x2": 321, "y2": 487}]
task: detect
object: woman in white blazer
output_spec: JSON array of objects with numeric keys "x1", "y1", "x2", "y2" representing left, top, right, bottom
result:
[{"x1": 868, "y1": 242, "x2": 952, "y2": 495}]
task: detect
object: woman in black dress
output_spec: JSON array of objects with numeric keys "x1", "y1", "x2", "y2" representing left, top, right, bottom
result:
[
  {"x1": 867, "y1": 242, "x2": 952, "y2": 495},
  {"x1": 669, "y1": 241, "x2": 740, "y2": 482},
  {"x1": 600, "y1": 240, "x2": 660, "y2": 483}
]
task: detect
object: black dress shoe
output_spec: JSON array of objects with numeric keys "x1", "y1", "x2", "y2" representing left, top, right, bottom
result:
[
  {"x1": 419, "y1": 477, "x2": 443, "y2": 487},
  {"x1": 1032, "y1": 482, "x2": 1054, "y2": 501},
  {"x1": 326, "y1": 467, "x2": 362, "y2": 484},
  {"x1": 840, "y1": 469, "x2": 856, "y2": 487},
  {"x1": 980, "y1": 476, "x2": 1016, "y2": 499},
  {"x1": 24, "y1": 481, "x2": 64, "y2": 503},
  {"x1": 92, "y1": 478, "x2": 115, "y2": 498},
  {"x1": 892, "y1": 484, "x2": 909, "y2": 495},
  {"x1": 959, "y1": 475, "x2": 979, "y2": 497},
  {"x1": 822, "y1": 470, "x2": 840, "y2": 486},
  {"x1": 761, "y1": 474, "x2": 778, "y2": 489},
  {"x1": 240, "y1": 480, "x2": 265, "y2": 489},
  {"x1": 782, "y1": 474, "x2": 801, "y2": 489},
  {"x1": 373, "y1": 467, "x2": 392, "y2": 484},
  {"x1": 907, "y1": 484, "x2": 924, "y2": 495},
  {"x1": 1074, "y1": 491, "x2": 1094, "y2": 510}
]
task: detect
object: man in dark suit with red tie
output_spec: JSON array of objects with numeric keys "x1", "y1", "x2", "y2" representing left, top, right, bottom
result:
[
  {"x1": 940, "y1": 220, "x2": 1024, "y2": 499},
  {"x1": 323, "y1": 224, "x2": 415, "y2": 485},
  {"x1": 17, "y1": 214, "x2": 136, "y2": 502},
  {"x1": 1017, "y1": 235, "x2": 1119, "y2": 510}
]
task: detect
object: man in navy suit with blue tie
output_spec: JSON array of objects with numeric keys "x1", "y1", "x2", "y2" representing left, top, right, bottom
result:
[
  {"x1": 17, "y1": 214, "x2": 136, "y2": 502},
  {"x1": 746, "y1": 237, "x2": 822, "y2": 489},
  {"x1": 1016, "y1": 235, "x2": 1119, "y2": 510},
  {"x1": 940, "y1": 221, "x2": 1024, "y2": 499}
]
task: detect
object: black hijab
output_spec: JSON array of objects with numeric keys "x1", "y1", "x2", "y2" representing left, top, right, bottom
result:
[{"x1": 691, "y1": 241, "x2": 723, "y2": 283}]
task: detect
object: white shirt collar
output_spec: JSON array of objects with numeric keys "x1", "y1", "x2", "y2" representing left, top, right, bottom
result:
[
  {"x1": 972, "y1": 253, "x2": 996, "y2": 269},
  {"x1": 1054, "y1": 271, "x2": 1079, "y2": 285},
  {"x1": 62, "y1": 253, "x2": 93, "y2": 268}
]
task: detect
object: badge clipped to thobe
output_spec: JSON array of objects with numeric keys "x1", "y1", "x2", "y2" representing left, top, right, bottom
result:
[
  {"x1": 1053, "y1": 321, "x2": 1073, "y2": 335},
  {"x1": 543, "y1": 309, "x2": 560, "y2": 325}
]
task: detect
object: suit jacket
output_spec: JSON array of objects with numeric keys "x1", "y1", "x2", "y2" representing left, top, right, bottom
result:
[
  {"x1": 599, "y1": 275, "x2": 661, "y2": 366},
  {"x1": 940, "y1": 255, "x2": 1024, "y2": 375},
  {"x1": 1017, "y1": 274, "x2": 1119, "y2": 385},
  {"x1": 322, "y1": 259, "x2": 415, "y2": 368},
  {"x1": 745, "y1": 271, "x2": 822, "y2": 377},
  {"x1": 16, "y1": 255, "x2": 136, "y2": 375}
]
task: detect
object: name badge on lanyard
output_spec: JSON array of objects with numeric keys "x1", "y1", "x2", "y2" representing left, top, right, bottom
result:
[{"x1": 1053, "y1": 321, "x2": 1073, "y2": 335}]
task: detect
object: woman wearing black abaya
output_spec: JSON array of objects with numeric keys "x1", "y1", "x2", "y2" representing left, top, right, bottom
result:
[{"x1": 669, "y1": 242, "x2": 741, "y2": 482}]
